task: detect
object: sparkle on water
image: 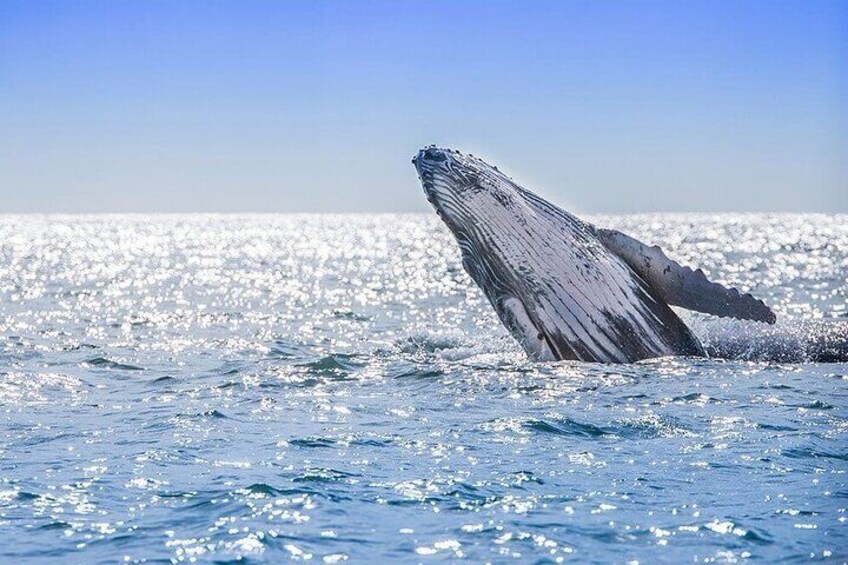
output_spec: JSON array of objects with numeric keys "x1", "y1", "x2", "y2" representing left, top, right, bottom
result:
[{"x1": 0, "y1": 214, "x2": 846, "y2": 563}]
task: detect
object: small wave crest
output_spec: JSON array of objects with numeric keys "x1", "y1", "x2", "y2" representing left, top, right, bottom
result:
[
  {"x1": 394, "y1": 330, "x2": 469, "y2": 354},
  {"x1": 392, "y1": 329, "x2": 520, "y2": 363}
]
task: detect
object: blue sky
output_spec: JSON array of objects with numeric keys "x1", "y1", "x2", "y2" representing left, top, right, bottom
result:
[{"x1": 1, "y1": 1, "x2": 846, "y2": 213}]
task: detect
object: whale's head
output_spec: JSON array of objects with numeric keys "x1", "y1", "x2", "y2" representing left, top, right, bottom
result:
[{"x1": 412, "y1": 146, "x2": 526, "y2": 243}]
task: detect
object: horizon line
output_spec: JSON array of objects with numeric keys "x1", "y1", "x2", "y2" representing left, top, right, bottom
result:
[{"x1": 0, "y1": 210, "x2": 844, "y2": 217}]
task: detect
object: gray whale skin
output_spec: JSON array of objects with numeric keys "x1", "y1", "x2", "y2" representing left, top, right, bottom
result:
[{"x1": 412, "y1": 145, "x2": 776, "y2": 363}]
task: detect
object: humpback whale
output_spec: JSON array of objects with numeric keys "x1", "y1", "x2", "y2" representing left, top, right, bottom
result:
[{"x1": 412, "y1": 146, "x2": 776, "y2": 363}]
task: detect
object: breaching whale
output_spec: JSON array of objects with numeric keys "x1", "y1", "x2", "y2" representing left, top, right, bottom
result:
[{"x1": 412, "y1": 146, "x2": 776, "y2": 363}]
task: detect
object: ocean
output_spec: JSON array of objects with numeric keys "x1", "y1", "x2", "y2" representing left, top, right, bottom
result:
[{"x1": 0, "y1": 213, "x2": 845, "y2": 563}]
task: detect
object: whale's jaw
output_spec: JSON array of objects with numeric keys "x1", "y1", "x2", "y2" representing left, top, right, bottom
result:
[{"x1": 412, "y1": 146, "x2": 707, "y2": 363}]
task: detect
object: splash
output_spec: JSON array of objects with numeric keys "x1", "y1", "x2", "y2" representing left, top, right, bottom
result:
[{"x1": 692, "y1": 316, "x2": 848, "y2": 363}]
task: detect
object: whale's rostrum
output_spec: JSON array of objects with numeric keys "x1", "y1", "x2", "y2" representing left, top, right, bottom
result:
[{"x1": 412, "y1": 146, "x2": 776, "y2": 363}]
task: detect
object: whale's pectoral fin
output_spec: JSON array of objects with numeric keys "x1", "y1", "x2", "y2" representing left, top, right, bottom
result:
[{"x1": 597, "y1": 228, "x2": 776, "y2": 324}]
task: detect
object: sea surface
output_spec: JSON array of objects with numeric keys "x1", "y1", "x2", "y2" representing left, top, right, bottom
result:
[{"x1": 0, "y1": 213, "x2": 846, "y2": 564}]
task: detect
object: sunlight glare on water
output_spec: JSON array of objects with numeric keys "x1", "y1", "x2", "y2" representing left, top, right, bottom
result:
[{"x1": 0, "y1": 214, "x2": 846, "y2": 563}]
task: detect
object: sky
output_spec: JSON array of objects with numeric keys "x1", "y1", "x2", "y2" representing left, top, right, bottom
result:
[{"x1": 1, "y1": 0, "x2": 846, "y2": 213}]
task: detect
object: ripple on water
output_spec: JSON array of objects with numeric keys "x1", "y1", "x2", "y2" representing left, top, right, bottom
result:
[
  {"x1": 82, "y1": 356, "x2": 145, "y2": 371},
  {"x1": 297, "y1": 354, "x2": 365, "y2": 378},
  {"x1": 525, "y1": 417, "x2": 610, "y2": 439}
]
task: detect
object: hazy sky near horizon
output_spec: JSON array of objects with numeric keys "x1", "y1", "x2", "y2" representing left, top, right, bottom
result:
[{"x1": 1, "y1": 1, "x2": 846, "y2": 213}]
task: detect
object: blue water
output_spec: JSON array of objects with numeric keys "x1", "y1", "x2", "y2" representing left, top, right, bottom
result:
[{"x1": 0, "y1": 214, "x2": 846, "y2": 563}]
